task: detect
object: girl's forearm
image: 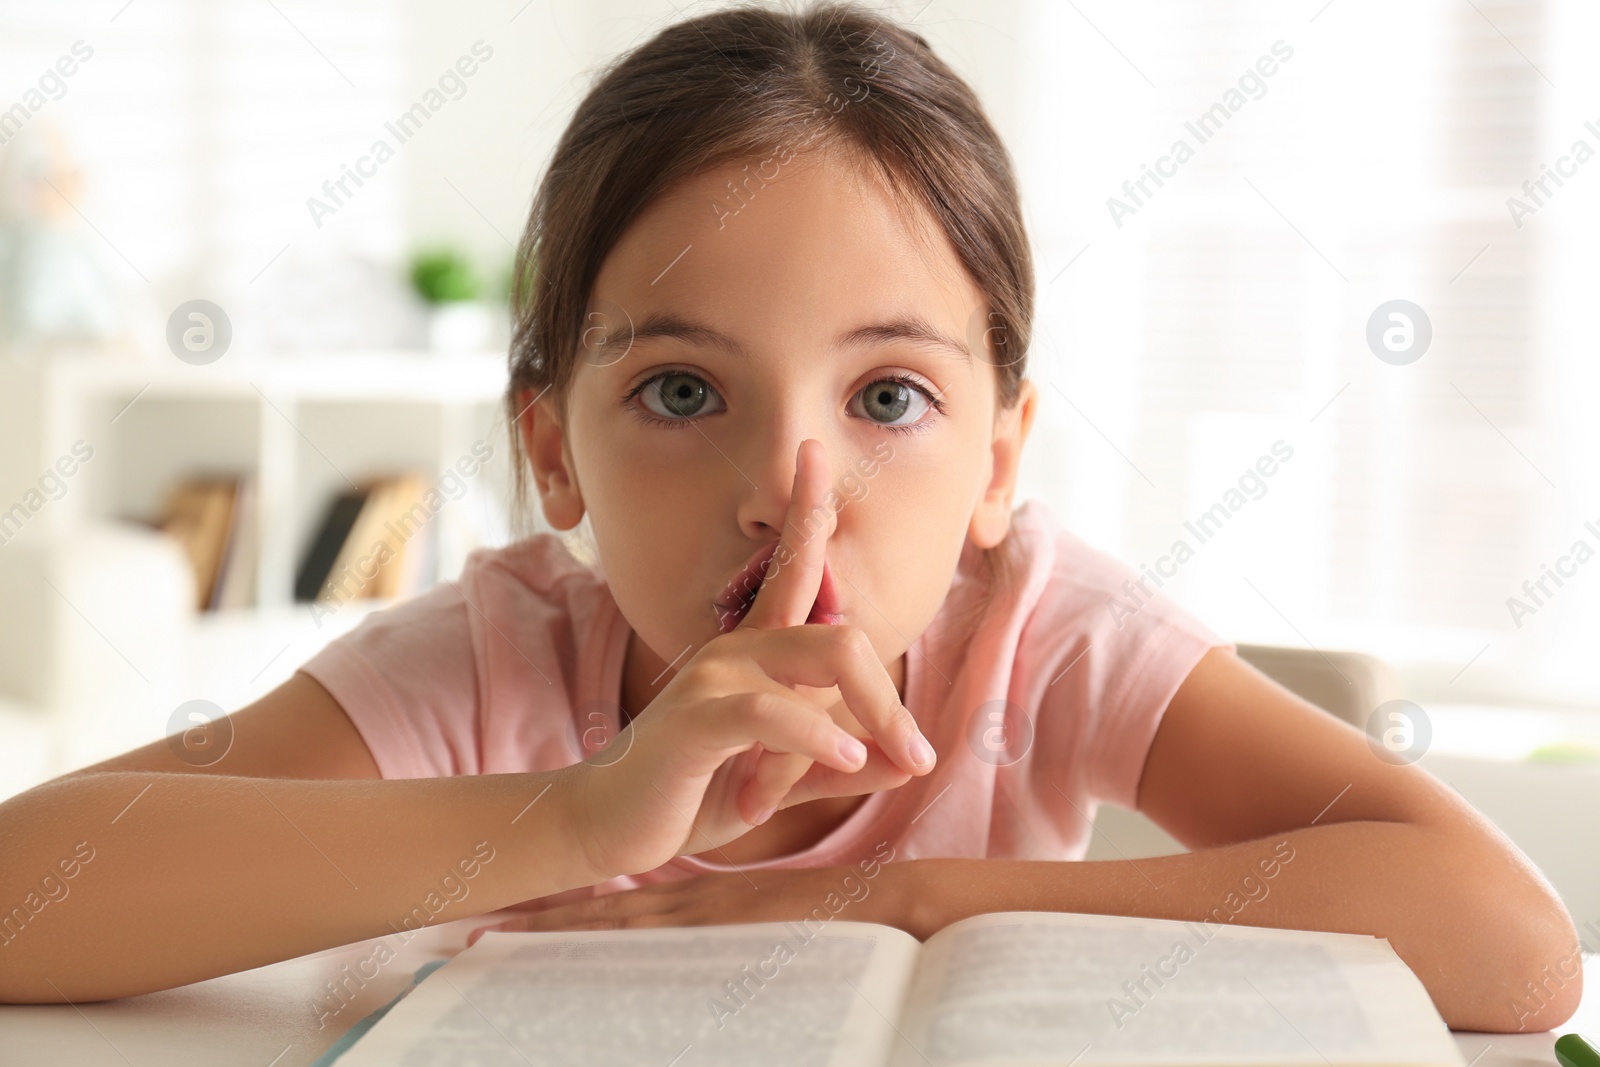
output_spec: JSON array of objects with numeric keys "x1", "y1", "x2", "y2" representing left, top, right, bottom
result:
[
  {"x1": 896, "y1": 821, "x2": 1582, "y2": 1033},
  {"x1": 0, "y1": 767, "x2": 596, "y2": 1003}
]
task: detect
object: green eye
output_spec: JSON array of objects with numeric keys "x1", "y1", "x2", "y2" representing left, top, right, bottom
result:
[
  {"x1": 640, "y1": 373, "x2": 722, "y2": 419},
  {"x1": 855, "y1": 377, "x2": 931, "y2": 426}
]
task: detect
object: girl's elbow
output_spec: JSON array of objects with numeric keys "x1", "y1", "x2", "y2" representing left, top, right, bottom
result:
[
  {"x1": 1474, "y1": 883, "x2": 1584, "y2": 1033},
  {"x1": 1501, "y1": 920, "x2": 1584, "y2": 1033},
  {"x1": 1428, "y1": 834, "x2": 1584, "y2": 1032}
]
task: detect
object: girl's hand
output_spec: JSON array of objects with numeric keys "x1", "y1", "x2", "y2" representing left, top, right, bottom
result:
[
  {"x1": 468, "y1": 864, "x2": 918, "y2": 943},
  {"x1": 564, "y1": 439, "x2": 934, "y2": 883}
]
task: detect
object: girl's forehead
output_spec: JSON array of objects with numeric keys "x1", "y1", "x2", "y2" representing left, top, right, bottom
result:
[
  {"x1": 592, "y1": 149, "x2": 982, "y2": 341},
  {"x1": 580, "y1": 305, "x2": 977, "y2": 376}
]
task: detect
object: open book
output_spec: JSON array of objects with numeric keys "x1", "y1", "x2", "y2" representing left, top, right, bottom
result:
[{"x1": 335, "y1": 911, "x2": 1465, "y2": 1067}]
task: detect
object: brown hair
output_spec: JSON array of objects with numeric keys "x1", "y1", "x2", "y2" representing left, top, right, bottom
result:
[{"x1": 505, "y1": 1, "x2": 1033, "y2": 609}]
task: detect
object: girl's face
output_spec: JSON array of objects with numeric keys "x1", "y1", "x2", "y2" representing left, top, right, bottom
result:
[{"x1": 525, "y1": 147, "x2": 1035, "y2": 680}]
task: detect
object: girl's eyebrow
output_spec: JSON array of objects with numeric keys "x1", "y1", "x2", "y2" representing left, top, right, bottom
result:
[
  {"x1": 837, "y1": 317, "x2": 972, "y2": 365},
  {"x1": 604, "y1": 312, "x2": 743, "y2": 359},
  {"x1": 601, "y1": 310, "x2": 972, "y2": 365}
]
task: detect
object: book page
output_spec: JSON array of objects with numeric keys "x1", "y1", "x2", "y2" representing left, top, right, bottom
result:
[
  {"x1": 892, "y1": 912, "x2": 1464, "y2": 1067},
  {"x1": 337, "y1": 921, "x2": 920, "y2": 1067}
]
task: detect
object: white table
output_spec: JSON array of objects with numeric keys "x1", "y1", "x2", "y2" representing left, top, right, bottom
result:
[{"x1": 1, "y1": 919, "x2": 1593, "y2": 1065}]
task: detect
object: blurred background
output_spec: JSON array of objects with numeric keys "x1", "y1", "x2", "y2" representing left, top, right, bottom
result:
[{"x1": 1, "y1": 1, "x2": 1598, "y2": 925}]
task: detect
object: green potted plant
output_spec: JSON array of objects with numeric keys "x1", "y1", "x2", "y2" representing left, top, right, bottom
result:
[{"x1": 408, "y1": 246, "x2": 490, "y2": 352}]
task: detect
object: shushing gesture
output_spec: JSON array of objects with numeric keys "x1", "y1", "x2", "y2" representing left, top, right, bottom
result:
[{"x1": 565, "y1": 439, "x2": 935, "y2": 882}]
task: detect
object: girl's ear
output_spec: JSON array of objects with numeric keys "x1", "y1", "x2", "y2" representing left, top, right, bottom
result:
[
  {"x1": 967, "y1": 378, "x2": 1038, "y2": 549},
  {"x1": 518, "y1": 387, "x2": 586, "y2": 531}
]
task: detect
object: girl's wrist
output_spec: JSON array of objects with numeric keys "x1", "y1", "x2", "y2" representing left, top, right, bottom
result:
[
  {"x1": 565, "y1": 763, "x2": 621, "y2": 887},
  {"x1": 514, "y1": 764, "x2": 610, "y2": 894}
]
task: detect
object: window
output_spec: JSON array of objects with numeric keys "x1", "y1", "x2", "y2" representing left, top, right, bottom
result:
[{"x1": 1003, "y1": 0, "x2": 1598, "y2": 708}]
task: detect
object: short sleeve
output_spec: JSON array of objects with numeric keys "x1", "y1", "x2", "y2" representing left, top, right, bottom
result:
[
  {"x1": 297, "y1": 579, "x2": 481, "y2": 780},
  {"x1": 1032, "y1": 533, "x2": 1234, "y2": 812},
  {"x1": 1081, "y1": 600, "x2": 1229, "y2": 809}
]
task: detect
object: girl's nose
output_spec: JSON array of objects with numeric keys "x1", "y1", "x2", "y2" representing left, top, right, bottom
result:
[
  {"x1": 735, "y1": 427, "x2": 839, "y2": 541},
  {"x1": 739, "y1": 444, "x2": 804, "y2": 540}
]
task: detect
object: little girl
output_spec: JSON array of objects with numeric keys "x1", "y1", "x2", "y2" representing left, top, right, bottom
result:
[{"x1": 0, "y1": 2, "x2": 1580, "y2": 1034}]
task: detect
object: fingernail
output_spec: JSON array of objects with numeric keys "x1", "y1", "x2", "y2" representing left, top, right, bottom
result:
[
  {"x1": 754, "y1": 805, "x2": 776, "y2": 825},
  {"x1": 909, "y1": 734, "x2": 935, "y2": 770},
  {"x1": 839, "y1": 735, "x2": 868, "y2": 768}
]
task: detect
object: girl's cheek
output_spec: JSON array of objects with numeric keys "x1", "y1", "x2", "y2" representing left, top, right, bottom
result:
[{"x1": 604, "y1": 436, "x2": 700, "y2": 485}]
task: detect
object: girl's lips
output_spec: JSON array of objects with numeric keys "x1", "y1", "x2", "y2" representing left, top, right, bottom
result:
[
  {"x1": 715, "y1": 540, "x2": 780, "y2": 615},
  {"x1": 805, "y1": 557, "x2": 843, "y2": 625},
  {"x1": 713, "y1": 541, "x2": 843, "y2": 632}
]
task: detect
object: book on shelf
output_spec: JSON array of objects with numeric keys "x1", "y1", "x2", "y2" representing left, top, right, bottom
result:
[
  {"x1": 211, "y1": 474, "x2": 258, "y2": 611},
  {"x1": 157, "y1": 475, "x2": 242, "y2": 611},
  {"x1": 294, "y1": 486, "x2": 369, "y2": 603},
  {"x1": 295, "y1": 472, "x2": 435, "y2": 605},
  {"x1": 333, "y1": 911, "x2": 1466, "y2": 1067}
]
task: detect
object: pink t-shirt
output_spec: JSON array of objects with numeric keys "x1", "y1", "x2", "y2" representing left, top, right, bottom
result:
[{"x1": 299, "y1": 499, "x2": 1229, "y2": 899}]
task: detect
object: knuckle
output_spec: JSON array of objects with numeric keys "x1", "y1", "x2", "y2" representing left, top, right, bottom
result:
[
  {"x1": 807, "y1": 714, "x2": 839, "y2": 751},
  {"x1": 683, "y1": 655, "x2": 736, "y2": 693},
  {"x1": 842, "y1": 625, "x2": 876, "y2": 661},
  {"x1": 735, "y1": 689, "x2": 778, "y2": 724},
  {"x1": 825, "y1": 624, "x2": 876, "y2": 670},
  {"x1": 822, "y1": 623, "x2": 861, "y2": 656}
]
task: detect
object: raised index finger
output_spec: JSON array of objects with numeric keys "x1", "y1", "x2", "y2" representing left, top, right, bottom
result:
[{"x1": 738, "y1": 438, "x2": 836, "y2": 632}]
